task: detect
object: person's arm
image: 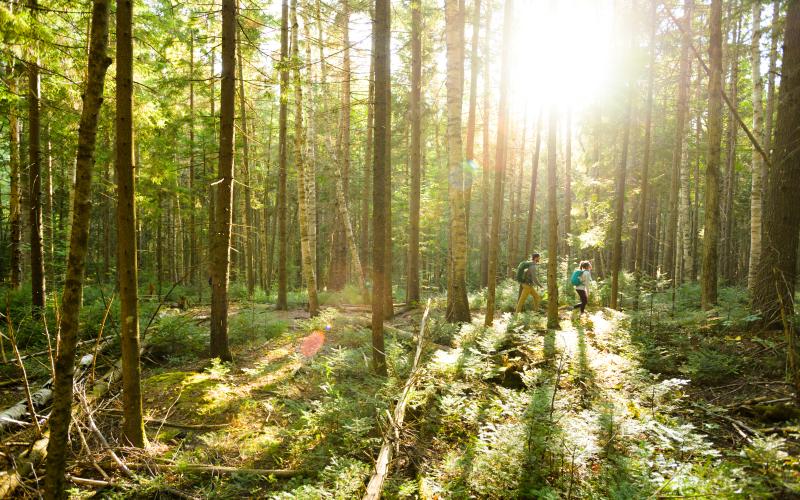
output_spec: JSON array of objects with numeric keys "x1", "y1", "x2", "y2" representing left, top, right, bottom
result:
[
  {"x1": 581, "y1": 270, "x2": 591, "y2": 292},
  {"x1": 532, "y1": 264, "x2": 542, "y2": 287}
]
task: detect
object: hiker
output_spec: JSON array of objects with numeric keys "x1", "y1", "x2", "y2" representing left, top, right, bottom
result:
[
  {"x1": 515, "y1": 253, "x2": 542, "y2": 313},
  {"x1": 571, "y1": 260, "x2": 592, "y2": 315}
]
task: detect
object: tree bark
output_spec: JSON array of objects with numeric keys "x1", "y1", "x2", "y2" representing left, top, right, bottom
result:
[
  {"x1": 464, "y1": 0, "x2": 481, "y2": 240},
  {"x1": 563, "y1": 110, "x2": 572, "y2": 267},
  {"x1": 276, "y1": 0, "x2": 289, "y2": 310},
  {"x1": 9, "y1": 62, "x2": 21, "y2": 289},
  {"x1": 236, "y1": 23, "x2": 256, "y2": 298},
  {"x1": 665, "y1": 0, "x2": 693, "y2": 285},
  {"x1": 43, "y1": 2, "x2": 111, "y2": 497},
  {"x1": 479, "y1": 2, "x2": 492, "y2": 288},
  {"x1": 210, "y1": 0, "x2": 236, "y2": 361},
  {"x1": 748, "y1": 2, "x2": 765, "y2": 293},
  {"x1": 484, "y1": 0, "x2": 513, "y2": 327},
  {"x1": 546, "y1": 106, "x2": 559, "y2": 329},
  {"x1": 28, "y1": 0, "x2": 46, "y2": 313},
  {"x1": 635, "y1": 0, "x2": 657, "y2": 289},
  {"x1": 292, "y1": 0, "x2": 319, "y2": 317},
  {"x1": 524, "y1": 111, "x2": 542, "y2": 255},
  {"x1": 754, "y1": 0, "x2": 800, "y2": 322},
  {"x1": 372, "y1": 0, "x2": 390, "y2": 374},
  {"x1": 407, "y1": 0, "x2": 421, "y2": 304},
  {"x1": 701, "y1": 0, "x2": 723, "y2": 310},
  {"x1": 445, "y1": 0, "x2": 470, "y2": 323},
  {"x1": 611, "y1": 85, "x2": 633, "y2": 310}
]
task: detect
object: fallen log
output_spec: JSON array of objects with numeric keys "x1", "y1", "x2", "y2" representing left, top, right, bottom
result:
[
  {"x1": 363, "y1": 299, "x2": 431, "y2": 500},
  {"x1": 156, "y1": 463, "x2": 301, "y2": 478},
  {"x1": 104, "y1": 409, "x2": 228, "y2": 432},
  {"x1": 0, "y1": 354, "x2": 94, "y2": 434}
]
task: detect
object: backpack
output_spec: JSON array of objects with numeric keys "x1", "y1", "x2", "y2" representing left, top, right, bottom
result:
[
  {"x1": 516, "y1": 261, "x2": 532, "y2": 283},
  {"x1": 570, "y1": 269, "x2": 584, "y2": 286}
]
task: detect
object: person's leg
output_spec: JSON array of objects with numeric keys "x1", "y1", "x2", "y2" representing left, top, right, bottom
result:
[
  {"x1": 579, "y1": 289, "x2": 588, "y2": 314},
  {"x1": 515, "y1": 285, "x2": 532, "y2": 313},
  {"x1": 532, "y1": 288, "x2": 541, "y2": 310},
  {"x1": 573, "y1": 289, "x2": 583, "y2": 310}
]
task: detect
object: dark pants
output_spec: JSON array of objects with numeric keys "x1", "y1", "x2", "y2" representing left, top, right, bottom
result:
[{"x1": 573, "y1": 289, "x2": 588, "y2": 314}]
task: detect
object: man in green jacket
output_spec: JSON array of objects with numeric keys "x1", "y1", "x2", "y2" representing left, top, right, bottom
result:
[{"x1": 515, "y1": 253, "x2": 542, "y2": 313}]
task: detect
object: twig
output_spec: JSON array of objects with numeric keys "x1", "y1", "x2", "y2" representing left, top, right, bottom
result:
[
  {"x1": 363, "y1": 299, "x2": 432, "y2": 500},
  {"x1": 78, "y1": 392, "x2": 133, "y2": 478},
  {"x1": 6, "y1": 306, "x2": 42, "y2": 438},
  {"x1": 89, "y1": 293, "x2": 115, "y2": 385}
]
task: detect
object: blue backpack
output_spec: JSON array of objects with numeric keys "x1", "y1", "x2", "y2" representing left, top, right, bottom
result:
[{"x1": 570, "y1": 269, "x2": 584, "y2": 286}]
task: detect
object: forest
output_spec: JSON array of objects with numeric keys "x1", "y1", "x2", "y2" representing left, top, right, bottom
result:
[{"x1": 0, "y1": 0, "x2": 800, "y2": 497}]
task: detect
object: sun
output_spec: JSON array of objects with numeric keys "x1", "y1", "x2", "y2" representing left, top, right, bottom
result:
[{"x1": 510, "y1": 0, "x2": 616, "y2": 115}]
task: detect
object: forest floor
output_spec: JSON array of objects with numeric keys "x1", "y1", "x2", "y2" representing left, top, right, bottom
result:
[{"x1": 2, "y1": 283, "x2": 800, "y2": 498}]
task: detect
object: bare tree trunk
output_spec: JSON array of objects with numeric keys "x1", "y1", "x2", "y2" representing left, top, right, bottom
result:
[
  {"x1": 361, "y1": 41, "x2": 375, "y2": 280},
  {"x1": 28, "y1": 0, "x2": 46, "y2": 313},
  {"x1": 721, "y1": 18, "x2": 741, "y2": 284},
  {"x1": 748, "y1": 2, "x2": 765, "y2": 293},
  {"x1": 236, "y1": 24, "x2": 255, "y2": 297},
  {"x1": 754, "y1": 0, "x2": 800, "y2": 322},
  {"x1": 701, "y1": 0, "x2": 723, "y2": 310},
  {"x1": 635, "y1": 0, "x2": 657, "y2": 291},
  {"x1": 764, "y1": 0, "x2": 781, "y2": 159},
  {"x1": 484, "y1": 0, "x2": 513, "y2": 327},
  {"x1": 291, "y1": 0, "x2": 319, "y2": 316},
  {"x1": 479, "y1": 3, "x2": 492, "y2": 288},
  {"x1": 524, "y1": 111, "x2": 542, "y2": 254},
  {"x1": 372, "y1": 0, "x2": 390, "y2": 374},
  {"x1": 665, "y1": 0, "x2": 693, "y2": 285},
  {"x1": 445, "y1": 0, "x2": 470, "y2": 323},
  {"x1": 9, "y1": 62, "x2": 21, "y2": 289},
  {"x1": 407, "y1": 0, "x2": 421, "y2": 304},
  {"x1": 464, "y1": 0, "x2": 481, "y2": 240},
  {"x1": 611, "y1": 79, "x2": 633, "y2": 310},
  {"x1": 189, "y1": 31, "x2": 197, "y2": 286},
  {"x1": 277, "y1": 0, "x2": 289, "y2": 310},
  {"x1": 43, "y1": 2, "x2": 111, "y2": 496},
  {"x1": 545, "y1": 106, "x2": 559, "y2": 329},
  {"x1": 564, "y1": 109, "x2": 572, "y2": 268},
  {"x1": 210, "y1": 0, "x2": 236, "y2": 361}
]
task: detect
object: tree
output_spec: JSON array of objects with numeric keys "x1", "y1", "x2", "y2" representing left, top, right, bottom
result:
[
  {"x1": 276, "y1": 0, "x2": 289, "y2": 310},
  {"x1": 748, "y1": 1, "x2": 764, "y2": 293},
  {"x1": 610, "y1": 86, "x2": 632, "y2": 310},
  {"x1": 666, "y1": 0, "x2": 692, "y2": 284},
  {"x1": 292, "y1": 0, "x2": 319, "y2": 317},
  {"x1": 44, "y1": 1, "x2": 112, "y2": 496},
  {"x1": 8, "y1": 61, "x2": 21, "y2": 290},
  {"x1": 210, "y1": 0, "x2": 236, "y2": 361},
  {"x1": 28, "y1": 0, "x2": 46, "y2": 314},
  {"x1": 464, "y1": 0, "x2": 481, "y2": 237},
  {"x1": 546, "y1": 105, "x2": 559, "y2": 329},
  {"x1": 635, "y1": 0, "x2": 657, "y2": 294},
  {"x1": 701, "y1": 0, "x2": 723, "y2": 310},
  {"x1": 445, "y1": 0, "x2": 470, "y2": 323},
  {"x1": 479, "y1": 2, "x2": 492, "y2": 288},
  {"x1": 524, "y1": 111, "x2": 542, "y2": 255},
  {"x1": 407, "y1": 0, "x2": 421, "y2": 304},
  {"x1": 236, "y1": 23, "x2": 256, "y2": 298},
  {"x1": 372, "y1": 0, "x2": 390, "y2": 375},
  {"x1": 484, "y1": 0, "x2": 513, "y2": 327},
  {"x1": 754, "y1": 0, "x2": 800, "y2": 322}
]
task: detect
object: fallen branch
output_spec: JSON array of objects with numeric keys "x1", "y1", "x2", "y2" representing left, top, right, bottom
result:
[
  {"x1": 155, "y1": 463, "x2": 300, "y2": 478},
  {"x1": 104, "y1": 409, "x2": 228, "y2": 432},
  {"x1": 363, "y1": 299, "x2": 432, "y2": 500}
]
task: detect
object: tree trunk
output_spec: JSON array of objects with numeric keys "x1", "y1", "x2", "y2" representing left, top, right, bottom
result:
[
  {"x1": 701, "y1": 0, "x2": 723, "y2": 310},
  {"x1": 484, "y1": 0, "x2": 513, "y2": 327},
  {"x1": 721, "y1": 18, "x2": 741, "y2": 284},
  {"x1": 464, "y1": 0, "x2": 481, "y2": 241},
  {"x1": 754, "y1": 0, "x2": 800, "y2": 322},
  {"x1": 9, "y1": 63, "x2": 21, "y2": 289},
  {"x1": 748, "y1": 2, "x2": 765, "y2": 293},
  {"x1": 236, "y1": 24, "x2": 255, "y2": 298},
  {"x1": 479, "y1": 2, "x2": 492, "y2": 288},
  {"x1": 611, "y1": 78, "x2": 633, "y2": 310},
  {"x1": 564, "y1": 110, "x2": 572, "y2": 268},
  {"x1": 361, "y1": 39, "x2": 375, "y2": 280},
  {"x1": 372, "y1": 0, "x2": 390, "y2": 374},
  {"x1": 292, "y1": 0, "x2": 319, "y2": 317},
  {"x1": 546, "y1": 106, "x2": 559, "y2": 329},
  {"x1": 43, "y1": 2, "x2": 111, "y2": 497},
  {"x1": 524, "y1": 111, "x2": 542, "y2": 255},
  {"x1": 445, "y1": 0, "x2": 470, "y2": 323},
  {"x1": 764, "y1": 0, "x2": 781, "y2": 159},
  {"x1": 665, "y1": 0, "x2": 693, "y2": 285},
  {"x1": 189, "y1": 30, "x2": 197, "y2": 286},
  {"x1": 210, "y1": 0, "x2": 236, "y2": 361},
  {"x1": 276, "y1": 0, "x2": 289, "y2": 310},
  {"x1": 28, "y1": 0, "x2": 46, "y2": 313},
  {"x1": 407, "y1": 0, "x2": 421, "y2": 304},
  {"x1": 635, "y1": 0, "x2": 657, "y2": 288}
]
